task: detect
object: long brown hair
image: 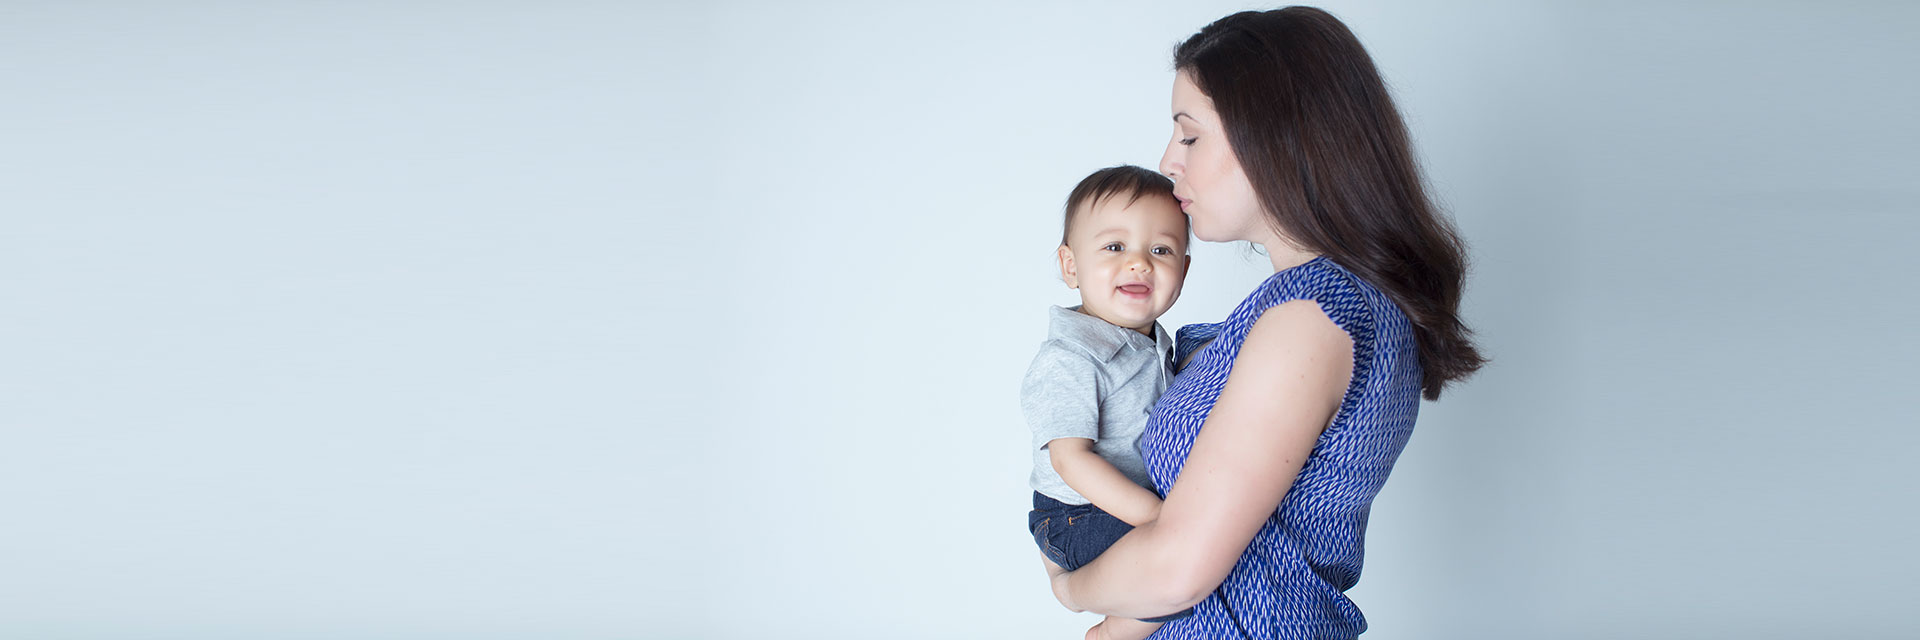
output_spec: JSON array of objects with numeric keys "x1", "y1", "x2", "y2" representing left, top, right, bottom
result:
[{"x1": 1175, "y1": 7, "x2": 1484, "y2": 399}]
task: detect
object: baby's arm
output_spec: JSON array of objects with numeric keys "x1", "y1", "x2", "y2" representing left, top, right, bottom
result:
[
  {"x1": 1024, "y1": 343, "x2": 1165, "y2": 527},
  {"x1": 1049, "y1": 438, "x2": 1163, "y2": 527}
]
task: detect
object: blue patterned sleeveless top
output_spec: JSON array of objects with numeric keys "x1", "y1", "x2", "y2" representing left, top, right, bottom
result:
[{"x1": 1140, "y1": 256, "x2": 1423, "y2": 639}]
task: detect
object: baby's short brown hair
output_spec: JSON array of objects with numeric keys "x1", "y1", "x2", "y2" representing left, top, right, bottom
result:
[{"x1": 1060, "y1": 165, "x2": 1181, "y2": 246}]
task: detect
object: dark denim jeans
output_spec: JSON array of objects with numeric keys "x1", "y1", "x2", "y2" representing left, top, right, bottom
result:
[{"x1": 1029, "y1": 491, "x2": 1193, "y2": 623}]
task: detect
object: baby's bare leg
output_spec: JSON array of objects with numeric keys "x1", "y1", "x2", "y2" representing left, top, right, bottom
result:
[{"x1": 1089, "y1": 615, "x2": 1162, "y2": 640}]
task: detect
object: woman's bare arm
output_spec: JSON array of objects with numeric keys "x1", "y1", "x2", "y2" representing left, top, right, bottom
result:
[{"x1": 1053, "y1": 299, "x2": 1354, "y2": 617}]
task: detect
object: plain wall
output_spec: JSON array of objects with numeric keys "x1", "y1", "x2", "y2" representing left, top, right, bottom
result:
[{"x1": 3, "y1": 1, "x2": 1915, "y2": 638}]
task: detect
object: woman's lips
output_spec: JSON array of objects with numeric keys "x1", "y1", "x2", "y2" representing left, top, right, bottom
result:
[{"x1": 1175, "y1": 195, "x2": 1192, "y2": 211}]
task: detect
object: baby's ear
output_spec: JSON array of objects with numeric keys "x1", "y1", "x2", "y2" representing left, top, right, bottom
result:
[{"x1": 1056, "y1": 245, "x2": 1078, "y2": 289}]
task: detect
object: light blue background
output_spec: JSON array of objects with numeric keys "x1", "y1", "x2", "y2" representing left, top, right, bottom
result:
[{"x1": 3, "y1": 2, "x2": 1915, "y2": 638}]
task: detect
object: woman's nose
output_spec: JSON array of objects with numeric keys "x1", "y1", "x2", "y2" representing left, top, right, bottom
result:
[{"x1": 1159, "y1": 143, "x2": 1182, "y2": 179}]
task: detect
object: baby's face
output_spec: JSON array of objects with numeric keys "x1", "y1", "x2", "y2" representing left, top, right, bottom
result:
[{"x1": 1058, "y1": 194, "x2": 1191, "y2": 334}]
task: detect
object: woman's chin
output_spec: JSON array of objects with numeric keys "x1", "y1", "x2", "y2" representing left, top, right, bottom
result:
[{"x1": 1194, "y1": 230, "x2": 1236, "y2": 244}]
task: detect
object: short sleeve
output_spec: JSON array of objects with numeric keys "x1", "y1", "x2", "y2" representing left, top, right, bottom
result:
[
  {"x1": 1021, "y1": 341, "x2": 1102, "y2": 451},
  {"x1": 1173, "y1": 322, "x2": 1224, "y2": 374}
]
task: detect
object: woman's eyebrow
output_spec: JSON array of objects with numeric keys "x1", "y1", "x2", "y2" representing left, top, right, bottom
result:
[{"x1": 1173, "y1": 112, "x2": 1198, "y2": 123}]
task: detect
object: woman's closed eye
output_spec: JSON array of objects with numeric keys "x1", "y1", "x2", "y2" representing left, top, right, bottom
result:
[{"x1": 1179, "y1": 136, "x2": 1197, "y2": 146}]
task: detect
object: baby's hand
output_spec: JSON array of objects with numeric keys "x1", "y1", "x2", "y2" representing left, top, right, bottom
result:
[{"x1": 1085, "y1": 620, "x2": 1112, "y2": 640}]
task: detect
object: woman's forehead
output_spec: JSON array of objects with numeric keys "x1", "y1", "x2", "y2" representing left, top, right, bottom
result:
[{"x1": 1171, "y1": 73, "x2": 1214, "y2": 122}]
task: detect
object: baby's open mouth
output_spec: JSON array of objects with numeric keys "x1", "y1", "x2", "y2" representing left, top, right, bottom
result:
[{"x1": 1118, "y1": 283, "x2": 1151, "y2": 295}]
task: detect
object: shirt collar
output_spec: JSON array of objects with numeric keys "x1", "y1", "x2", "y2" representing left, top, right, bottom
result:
[{"x1": 1047, "y1": 305, "x2": 1172, "y2": 364}]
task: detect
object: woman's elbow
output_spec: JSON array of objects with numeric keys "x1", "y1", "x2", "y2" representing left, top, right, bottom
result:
[
  {"x1": 1145, "y1": 541, "x2": 1223, "y2": 611},
  {"x1": 1138, "y1": 574, "x2": 1211, "y2": 615},
  {"x1": 1162, "y1": 575, "x2": 1214, "y2": 612}
]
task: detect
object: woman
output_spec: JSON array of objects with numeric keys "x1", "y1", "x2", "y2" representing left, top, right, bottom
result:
[{"x1": 1046, "y1": 7, "x2": 1486, "y2": 639}]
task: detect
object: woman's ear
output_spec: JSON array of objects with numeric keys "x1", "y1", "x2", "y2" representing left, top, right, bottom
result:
[{"x1": 1056, "y1": 245, "x2": 1078, "y2": 289}]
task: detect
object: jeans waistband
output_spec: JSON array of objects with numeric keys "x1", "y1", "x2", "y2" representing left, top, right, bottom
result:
[{"x1": 1032, "y1": 491, "x2": 1094, "y2": 512}]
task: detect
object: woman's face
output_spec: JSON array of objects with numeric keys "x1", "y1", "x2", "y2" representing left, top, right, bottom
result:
[{"x1": 1159, "y1": 72, "x2": 1266, "y2": 245}]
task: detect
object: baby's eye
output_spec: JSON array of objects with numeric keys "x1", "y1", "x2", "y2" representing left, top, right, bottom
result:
[
  {"x1": 1103, "y1": 243, "x2": 1123, "y2": 252},
  {"x1": 1152, "y1": 246, "x2": 1172, "y2": 255}
]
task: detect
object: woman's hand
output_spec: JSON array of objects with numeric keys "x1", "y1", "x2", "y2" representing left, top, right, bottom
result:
[{"x1": 1042, "y1": 553, "x2": 1083, "y2": 612}]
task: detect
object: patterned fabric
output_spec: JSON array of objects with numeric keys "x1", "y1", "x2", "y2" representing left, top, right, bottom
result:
[{"x1": 1140, "y1": 256, "x2": 1423, "y2": 639}]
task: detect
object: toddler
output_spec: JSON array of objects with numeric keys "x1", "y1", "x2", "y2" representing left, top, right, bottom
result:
[{"x1": 1023, "y1": 165, "x2": 1193, "y2": 640}]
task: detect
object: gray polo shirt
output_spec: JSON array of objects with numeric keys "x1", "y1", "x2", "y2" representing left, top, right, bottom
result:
[{"x1": 1022, "y1": 305, "x2": 1175, "y2": 505}]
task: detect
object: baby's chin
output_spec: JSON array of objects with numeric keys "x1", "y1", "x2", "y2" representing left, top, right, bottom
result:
[{"x1": 1079, "y1": 302, "x2": 1166, "y2": 334}]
